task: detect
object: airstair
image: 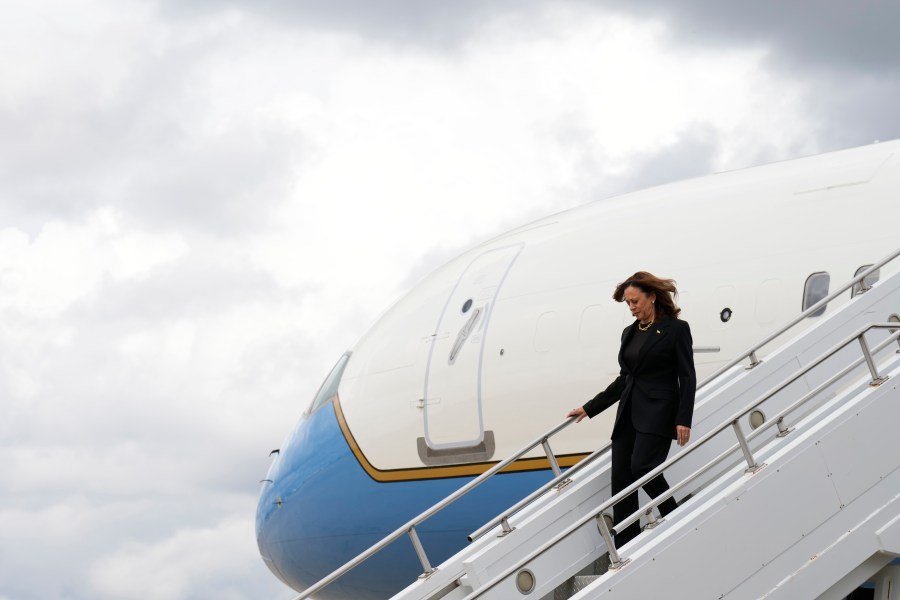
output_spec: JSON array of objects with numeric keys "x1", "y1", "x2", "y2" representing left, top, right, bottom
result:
[{"x1": 294, "y1": 248, "x2": 900, "y2": 600}]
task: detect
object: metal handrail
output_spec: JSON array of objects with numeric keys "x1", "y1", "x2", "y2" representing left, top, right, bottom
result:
[
  {"x1": 698, "y1": 246, "x2": 900, "y2": 381},
  {"x1": 293, "y1": 245, "x2": 900, "y2": 599},
  {"x1": 459, "y1": 323, "x2": 900, "y2": 598},
  {"x1": 468, "y1": 440, "x2": 611, "y2": 541},
  {"x1": 465, "y1": 244, "x2": 900, "y2": 544},
  {"x1": 291, "y1": 417, "x2": 577, "y2": 599},
  {"x1": 610, "y1": 323, "x2": 899, "y2": 544}
]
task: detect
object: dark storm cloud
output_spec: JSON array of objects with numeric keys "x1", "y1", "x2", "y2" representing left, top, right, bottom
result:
[
  {"x1": 165, "y1": 0, "x2": 900, "y2": 73},
  {"x1": 804, "y1": 77, "x2": 900, "y2": 149},
  {"x1": 604, "y1": 0, "x2": 900, "y2": 72}
]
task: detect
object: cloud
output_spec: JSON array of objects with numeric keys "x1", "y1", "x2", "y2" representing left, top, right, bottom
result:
[
  {"x1": 247, "y1": 6, "x2": 820, "y2": 310},
  {"x1": 0, "y1": 497, "x2": 287, "y2": 600},
  {"x1": 160, "y1": 0, "x2": 547, "y2": 48},
  {"x1": 0, "y1": 210, "x2": 189, "y2": 319},
  {"x1": 0, "y1": 207, "x2": 318, "y2": 598},
  {"x1": 603, "y1": 0, "x2": 900, "y2": 72},
  {"x1": 599, "y1": 1, "x2": 900, "y2": 149},
  {"x1": 87, "y1": 516, "x2": 284, "y2": 600},
  {"x1": 0, "y1": 1, "x2": 299, "y2": 236}
]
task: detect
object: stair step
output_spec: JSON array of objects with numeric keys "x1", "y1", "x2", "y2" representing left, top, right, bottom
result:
[
  {"x1": 551, "y1": 554, "x2": 610, "y2": 599},
  {"x1": 552, "y1": 575, "x2": 599, "y2": 599}
]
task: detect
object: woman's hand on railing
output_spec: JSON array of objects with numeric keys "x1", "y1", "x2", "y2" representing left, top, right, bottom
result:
[{"x1": 567, "y1": 406, "x2": 588, "y2": 423}]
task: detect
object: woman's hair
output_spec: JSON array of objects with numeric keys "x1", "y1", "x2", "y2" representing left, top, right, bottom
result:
[{"x1": 613, "y1": 271, "x2": 681, "y2": 318}]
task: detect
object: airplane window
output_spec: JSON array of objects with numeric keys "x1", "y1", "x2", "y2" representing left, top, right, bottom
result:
[
  {"x1": 802, "y1": 272, "x2": 830, "y2": 317},
  {"x1": 851, "y1": 265, "x2": 880, "y2": 297},
  {"x1": 307, "y1": 353, "x2": 351, "y2": 414}
]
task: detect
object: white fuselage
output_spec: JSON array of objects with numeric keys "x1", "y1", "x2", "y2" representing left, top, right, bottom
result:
[{"x1": 337, "y1": 140, "x2": 900, "y2": 476}]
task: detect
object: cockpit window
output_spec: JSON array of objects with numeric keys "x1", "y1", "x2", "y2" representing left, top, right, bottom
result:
[{"x1": 307, "y1": 353, "x2": 351, "y2": 414}]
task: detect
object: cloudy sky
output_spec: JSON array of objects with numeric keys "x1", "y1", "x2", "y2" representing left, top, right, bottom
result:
[{"x1": 2, "y1": 1, "x2": 899, "y2": 598}]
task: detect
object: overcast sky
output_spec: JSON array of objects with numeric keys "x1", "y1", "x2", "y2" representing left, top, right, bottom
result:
[{"x1": 2, "y1": 1, "x2": 899, "y2": 599}]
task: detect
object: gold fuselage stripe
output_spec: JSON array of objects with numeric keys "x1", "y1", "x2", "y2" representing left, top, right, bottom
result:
[{"x1": 332, "y1": 397, "x2": 589, "y2": 482}]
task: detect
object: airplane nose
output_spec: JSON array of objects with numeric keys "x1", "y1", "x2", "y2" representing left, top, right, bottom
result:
[
  {"x1": 255, "y1": 348, "x2": 552, "y2": 598},
  {"x1": 255, "y1": 395, "x2": 546, "y2": 599},
  {"x1": 255, "y1": 399, "x2": 436, "y2": 599}
]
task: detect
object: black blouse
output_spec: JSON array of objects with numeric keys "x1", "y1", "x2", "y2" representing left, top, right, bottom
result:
[{"x1": 622, "y1": 325, "x2": 651, "y2": 370}]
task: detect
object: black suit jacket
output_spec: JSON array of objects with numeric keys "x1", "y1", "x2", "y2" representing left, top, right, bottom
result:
[{"x1": 583, "y1": 317, "x2": 696, "y2": 439}]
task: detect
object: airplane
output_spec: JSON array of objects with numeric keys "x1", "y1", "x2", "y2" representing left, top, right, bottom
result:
[{"x1": 255, "y1": 139, "x2": 900, "y2": 599}]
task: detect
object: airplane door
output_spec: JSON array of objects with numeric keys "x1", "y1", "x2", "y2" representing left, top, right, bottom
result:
[{"x1": 423, "y1": 244, "x2": 523, "y2": 450}]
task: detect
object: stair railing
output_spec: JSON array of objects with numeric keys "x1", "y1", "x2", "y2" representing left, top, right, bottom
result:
[
  {"x1": 292, "y1": 416, "x2": 578, "y2": 599},
  {"x1": 702, "y1": 247, "x2": 900, "y2": 376},
  {"x1": 458, "y1": 322, "x2": 900, "y2": 599},
  {"x1": 470, "y1": 244, "x2": 900, "y2": 542}
]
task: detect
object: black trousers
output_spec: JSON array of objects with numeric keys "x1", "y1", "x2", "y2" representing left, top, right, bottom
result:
[{"x1": 610, "y1": 402, "x2": 678, "y2": 548}]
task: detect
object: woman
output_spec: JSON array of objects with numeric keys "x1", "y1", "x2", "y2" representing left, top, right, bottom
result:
[{"x1": 568, "y1": 271, "x2": 696, "y2": 547}]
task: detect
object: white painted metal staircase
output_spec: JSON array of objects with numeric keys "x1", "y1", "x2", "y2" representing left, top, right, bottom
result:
[
  {"x1": 293, "y1": 248, "x2": 900, "y2": 600},
  {"x1": 390, "y1": 252, "x2": 900, "y2": 600}
]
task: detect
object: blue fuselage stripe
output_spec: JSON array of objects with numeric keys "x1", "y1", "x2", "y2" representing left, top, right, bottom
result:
[{"x1": 256, "y1": 400, "x2": 552, "y2": 598}]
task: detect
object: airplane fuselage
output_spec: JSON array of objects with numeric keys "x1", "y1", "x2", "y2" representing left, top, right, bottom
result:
[{"x1": 256, "y1": 141, "x2": 900, "y2": 599}]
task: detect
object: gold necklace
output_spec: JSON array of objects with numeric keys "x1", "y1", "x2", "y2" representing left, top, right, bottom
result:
[{"x1": 638, "y1": 320, "x2": 653, "y2": 331}]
